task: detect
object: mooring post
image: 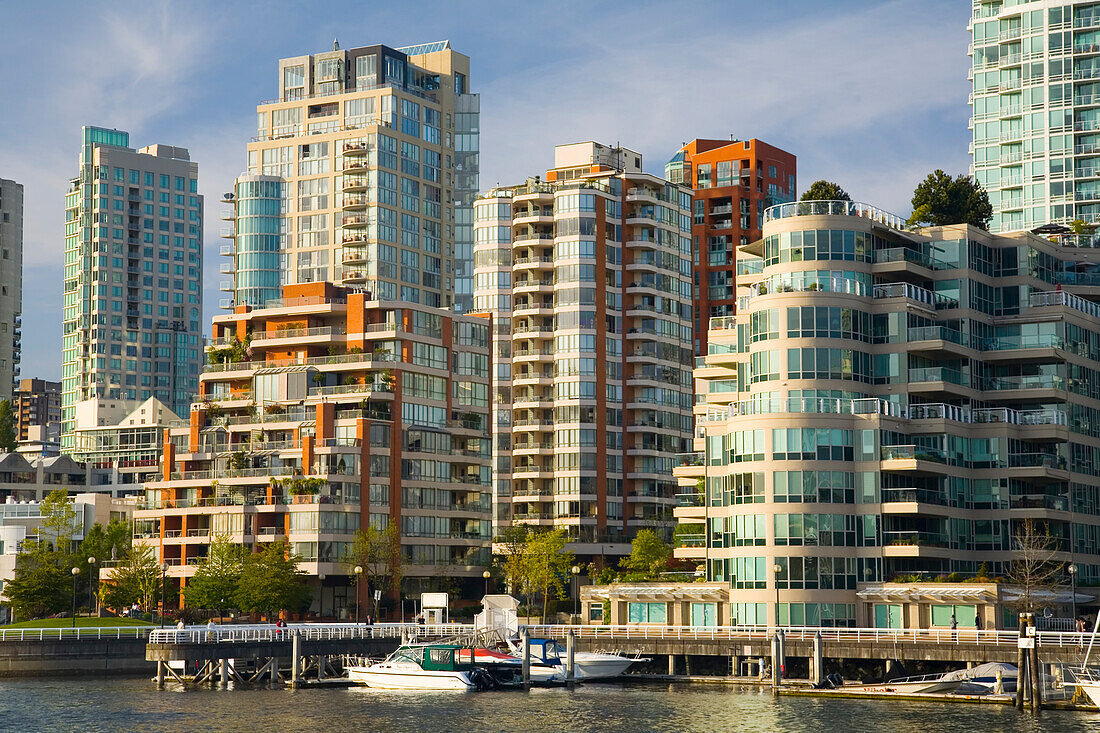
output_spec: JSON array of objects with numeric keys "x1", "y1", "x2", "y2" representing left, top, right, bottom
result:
[
  {"x1": 291, "y1": 631, "x2": 301, "y2": 688},
  {"x1": 812, "y1": 631, "x2": 823, "y2": 685},
  {"x1": 220, "y1": 657, "x2": 229, "y2": 688},
  {"x1": 771, "y1": 633, "x2": 780, "y2": 693},
  {"x1": 318, "y1": 655, "x2": 326, "y2": 681},
  {"x1": 566, "y1": 630, "x2": 576, "y2": 688},
  {"x1": 777, "y1": 628, "x2": 786, "y2": 682},
  {"x1": 668, "y1": 653, "x2": 676, "y2": 676},
  {"x1": 156, "y1": 660, "x2": 165, "y2": 689},
  {"x1": 1029, "y1": 619, "x2": 1042, "y2": 712},
  {"x1": 1016, "y1": 614, "x2": 1027, "y2": 710},
  {"x1": 521, "y1": 629, "x2": 531, "y2": 689},
  {"x1": 271, "y1": 656, "x2": 279, "y2": 688}
]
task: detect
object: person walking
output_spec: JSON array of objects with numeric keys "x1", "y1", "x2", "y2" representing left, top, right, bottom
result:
[{"x1": 950, "y1": 614, "x2": 958, "y2": 641}]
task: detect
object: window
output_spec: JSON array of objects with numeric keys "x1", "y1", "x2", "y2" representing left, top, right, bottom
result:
[{"x1": 627, "y1": 602, "x2": 667, "y2": 623}]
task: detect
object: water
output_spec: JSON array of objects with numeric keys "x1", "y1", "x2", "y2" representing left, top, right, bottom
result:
[{"x1": 1, "y1": 678, "x2": 1098, "y2": 732}]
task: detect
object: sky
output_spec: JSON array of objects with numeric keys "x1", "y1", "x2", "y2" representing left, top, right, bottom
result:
[{"x1": 0, "y1": 0, "x2": 972, "y2": 381}]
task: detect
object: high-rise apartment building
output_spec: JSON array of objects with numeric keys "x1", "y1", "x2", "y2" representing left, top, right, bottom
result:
[
  {"x1": 666, "y1": 139, "x2": 796, "y2": 355},
  {"x1": 675, "y1": 198, "x2": 1100, "y2": 626},
  {"x1": 246, "y1": 40, "x2": 478, "y2": 311},
  {"x1": 474, "y1": 142, "x2": 694, "y2": 558},
  {"x1": 61, "y1": 127, "x2": 203, "y2": 451},
  {"x1": 14, "y1": 378, "x2": 60, "y2": 444},
  {"x1": 0, "y1": 178, "x2": 22, "y2": 398},
  {"x1": 134, "y1": 281, "x2": 492, "y2": 609},
  {"x1": 220, "y1": 174, "x2": 285, "y2": 309},
  {"x1": 969, "y1": 1, "x2": 1100, "y2": 233}
]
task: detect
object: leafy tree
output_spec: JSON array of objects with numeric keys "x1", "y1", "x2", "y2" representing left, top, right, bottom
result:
[
  {"x1": 494, "y1": 524, "x2": 531, "y2": 599},
  {"x1": 1006, "y1": 519, "x2": 1064, "y2": 613},
  {"x1": 801, "y1": 180, "x2": 851, "y2": 202},
  {"x1": 908, "y1": 170, "x2": 992, "y2": 230},
  {"x1": 2, "y1": 557, "x2": 69, "y2": 620},
  {"x1": 183, "y1": 535, "x2": 247, "y2": 611},
  {"x1": 0, "y1": 399, "x2": 15, "y2": 453},
  {"x1": 235, "y1": 541, "x2": 311, "y2": 617},
  {"x1": 79, "y1": 518, "x2": 131, "y2": 566},
  {"x1": 525, "y1": 529, "x2": 574, "y2": 623},
  {"x1": 619, "y1": 529, "x2": 672, "y2": 579},
  {"x1": 345, "y1": 521, "x2": 403, "y2": 614},
  {"x1": 38, "y1": 489, "x2": 79, "y2": 554},
  {"x1": 101, "y1": 544, "x2": 162, "y2": 612}
]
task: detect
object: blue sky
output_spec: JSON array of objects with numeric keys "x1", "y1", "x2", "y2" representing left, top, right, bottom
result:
[{"x1": 0, "y1": 0, "x2": 971, "y2": 381}]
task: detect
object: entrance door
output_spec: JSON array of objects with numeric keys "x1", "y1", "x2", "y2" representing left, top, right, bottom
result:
[{"x1": 691, "y1": 602, "x2": 717, "y2": 626}]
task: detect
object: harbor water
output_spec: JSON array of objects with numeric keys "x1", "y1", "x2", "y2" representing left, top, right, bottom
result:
[{"x1": 2, "y1": 678, "x2": 1100, "y2": 732}]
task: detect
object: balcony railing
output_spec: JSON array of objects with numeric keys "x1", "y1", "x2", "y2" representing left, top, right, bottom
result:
[{"x1": 764, "y1": 200, "x2": 907, "y2": 231}]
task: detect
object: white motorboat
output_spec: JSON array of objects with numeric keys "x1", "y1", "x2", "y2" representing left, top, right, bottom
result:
[
  {"x1": 854, "y1": 672, "x2": 965, "y2": 695},
  {"x1": 472, "y1": 646, "x2": 565, "y2": 684},
  {"x1": 347, "y1": 644, "x2": 494, "y2": 691},
  {"x1": 509, "y1": 637, "x2": 646, "y2": 680}
]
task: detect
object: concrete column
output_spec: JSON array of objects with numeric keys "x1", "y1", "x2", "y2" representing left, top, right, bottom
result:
[
  {"x1": 318, "y1": 655, "x2": 326, "y2": 681},
  {"x1": 220, "y1": 657, "x2": 229, "y2": 688},
  {"x1": 684, "y1": 655, "x2": 692, "y2": 676},
  {"x1": 812, "y1": 631, "x2": 823, "y2": 685},
  {"x1": 731, "y1": 654, "x2": 741, "y2": 678},
  {"x1": 271, "y1": 656, "x2": 279, "y2": 687},
  {"x1": 156, "y1": 660, "x2": 165, "y2": 689},
  {"x1": 668, "y1": 654, "x2": 676, "y2": 676},
  {"x1": 291, "y1": 632, "x2": 301, "y2": 688}
]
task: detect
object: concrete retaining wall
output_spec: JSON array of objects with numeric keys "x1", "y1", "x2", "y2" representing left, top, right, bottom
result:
[{"x1": 0, "y1": 637, "x2": 153, "y2": 677}]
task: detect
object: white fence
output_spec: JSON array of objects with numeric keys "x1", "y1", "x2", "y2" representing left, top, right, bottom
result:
[{"x1": 0, "y1": 626, "x2": 151, "y2": 642}]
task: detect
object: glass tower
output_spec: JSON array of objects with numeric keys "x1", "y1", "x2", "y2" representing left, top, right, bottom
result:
[
  {"x1": 220, "y1": 174, "x2": 284, "y2": 309},
  {"x1": 970, "y1": 1, "x2": 1100, "y2": 233}
]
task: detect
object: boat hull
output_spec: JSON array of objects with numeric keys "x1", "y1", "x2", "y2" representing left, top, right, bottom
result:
[
  {"x1": 855, "y1": 681, "x2": 963, "y2": 694},
  {"x1": 573, "y1": 654, "x2": 636, "y2": 680},
  {"x1": 347, "y1": 665, "x2": 476, "y2": 691},
  {"x1": 1080, "y1": 682, "x2": 1100, "y2": 708}
]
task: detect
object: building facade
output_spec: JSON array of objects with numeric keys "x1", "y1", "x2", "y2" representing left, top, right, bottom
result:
[
  {"x1": 246, "y1": 40, "x2": 478, "y2": 310},
  {"x1": 473, "y1": 142, "x2": 694, "y2": 558},
  {"x1": 665, "y1": 139, "x2": 796, "y2": 355},
  {"x1": 969, "y1": 0, "x2": 1100, "y2": 233},
  {"x1": 220, "y1": 174, "x2": 285, "y2": 310},
  {"x1": 71, "y1": 396, "x2": 183, "y2": 490},
  {"x1": 62, "y1": 127, "x2": 203, "y2": 450},
  {"x1": 675, "y1": 198, "x2": 1100, "y2": 627},
  {"x1": 14, "y1": 378, "x2": 60, "y2": 446},
  {"x1": 133, "y1": 282, "x2": 492, "y2": 612},
  {"x1": 0, "y1": 178, "x2": 22, "y2": 399}
]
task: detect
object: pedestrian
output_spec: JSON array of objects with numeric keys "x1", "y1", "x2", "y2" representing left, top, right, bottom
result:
[
  {"x1": 176, "y1": 618, "x2": 185, "y2": 631},
  {"x1": 974, "y1": 613, "x2": 981, "y2": 631},
  {"x1": 206, "y1": 618, "x2": 216, "y2": 642},
  {"x1": 950, "y1": 614, "x2": 957, "y2": 641}
]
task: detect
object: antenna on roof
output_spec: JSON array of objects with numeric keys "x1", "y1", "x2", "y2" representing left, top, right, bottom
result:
[{"x1": 333, "y1": 38, "x2": 340, "y2": 51}]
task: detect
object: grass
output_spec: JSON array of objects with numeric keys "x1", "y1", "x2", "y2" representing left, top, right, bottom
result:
[{"x1": 0, "y1": 617, "x2": 155, "y2": 629}]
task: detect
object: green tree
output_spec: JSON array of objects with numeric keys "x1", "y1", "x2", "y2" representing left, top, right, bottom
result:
[
  {"x1": 801, "y1": 180, "x2": 851, "y2": 202},
  {"x1": 2, "y1": 557, "x2": 69, "y2": 620},
  {"x1": 234, "y1": 541, "x2": 311, "y2": 617},
  {"x1": 494, "y1": 524, "x2": 531, "y2": 600},
  {"x1": 39, "y1": 489, "x2": 79, "y2": 555},
  {"x1": 101, "y1": 544, "x2": 162, "y2": 613},
  {"x1": 345, "y1": 521, "x2": 403, "y2": 614},
  {"x1": 183, "y1": 535, "x2": 247, "y2": 612},
  {"x1": 0, "y1": 399, "x2": 15, "y2": 453},
  {"x1": 525, "y1": 529, "x2": 574, "y2": 623},
  {"x1": 908, "y1": 170, "x2": 993, "y2": 229},
  {"x1": 79, "y1": 518, "x2": 131, "y2": 566},
  {"x1": 619, "y1": 529, "x2": 672, "y2": 579}
]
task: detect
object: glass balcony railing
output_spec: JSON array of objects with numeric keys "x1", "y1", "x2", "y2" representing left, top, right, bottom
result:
[{"x1": 764, "y1": 200, "x2": 907, "y2": 230}]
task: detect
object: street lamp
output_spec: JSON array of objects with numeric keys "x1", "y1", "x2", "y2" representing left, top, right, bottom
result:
[
  {"x1": 482, "y1": 569, "x2": 490, "y2": 598},
  {"x1": 87, "y1": 557, "x2": 97, "y2": 617},
  {"x1": 571, "y1": 566, "x2": 581, "y2": 621},
  {"x1": 773, "y1": 563, "x2": 783, "y2": 627},
  {"x1": 160, "y1": 562, "x2": 169, "y2": 628},
  {"x1": 1069, "y1": 564, "x2": 1079, "y2": 622},
  {"x1": 353, "y1": 565, "x2": 363, "y2": 624},
  {"x1": 70, "y1": 567, "x2": 80, "y2": 628}
]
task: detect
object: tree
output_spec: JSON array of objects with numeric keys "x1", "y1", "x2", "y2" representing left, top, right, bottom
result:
[
  {"x1": 619, "y1": 529, "x2": 672, "y2": 579},
  {"x1": 494, "y1": 524, "x2": 532, "y2": 599},
  {"x1": 908, "y1": 170, "x2": 992, "y2": 230},
  {"x1": 183, "y1": 535, "x2": 247, "y2": 612},
  {"x1": 79, "y1": 518, "x2": 131, "y2": 566},
  {"x1": 235, "y1": 541, "x2": 311, "y2": 617},
  {"x1": 345, "y1": 521, "x2": 403, "y2": 614},
  {"x1": 525, "y1": 529, "x2": 574, "y2": 623},
  {"x1": 101, "y1": 544, "x2": 162, "y2": 612},
  {"x1": 801, "y1": 180, "x2": 851, "y2": 202},
  {"x1": 38, "y1": 489, "x2": 79, "y2": 555},
  {"x1": 1005, "y1": 519, "x2": 1064, "y2": 613},
  {"x1": 0, "y1": 399, "x2": 15, "y2": 453},
  {"x1": 2, "y1": 557, "x2": 68, "y2": 620}
]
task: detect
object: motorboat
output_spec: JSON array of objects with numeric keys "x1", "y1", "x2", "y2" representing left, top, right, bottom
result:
[
  {"x1": 471, "y1": 646, "x2": 565, "y2": 684},
  {"x1": 508, "y1": 637, "x2": 646, "y2": 680},
  {"x1": 941, "y1": 662, "x2": 1018, "y2": 694},
  {"x1": 853, "y1": 671, "x2": 965, "y2": 695},
  {"x1": 347, "y1": 644, "x2": 497, "y2": 691}
]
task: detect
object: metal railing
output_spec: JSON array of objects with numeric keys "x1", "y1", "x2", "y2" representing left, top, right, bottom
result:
[
  {"x1": 147, "y1": 622, "x2": 474, "y2": 645},
  {"x1": 765, "y1": 200, "x2": 907, "y2": 230},
  {"x1": 0, "y1": 626, "x2": 152, "y2": 642}
]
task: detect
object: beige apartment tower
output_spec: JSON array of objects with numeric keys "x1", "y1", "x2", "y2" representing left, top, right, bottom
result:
[
  {"x1": 0, "y1": 179, "x2": 22, "y2": 401},
  {"x1": 245, "y1": 40, "x2": 479, "y2": 311},
  {"x1": 474, "y1": 142, "x2": 694, "y2": 559}
]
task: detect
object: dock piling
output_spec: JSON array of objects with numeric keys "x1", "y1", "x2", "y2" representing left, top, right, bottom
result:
[
  {"x1": 521, "y1": 629, "x2": 531, "y2": 689},
  {"x1": 291, "y1": 632, "x2": 301, "y2": 688},
  {"x1": 219, "y1": 657, "x2": 228, "y2": 688},
  {"x1": 812, "y1": 631, "x2": 823, "y2": 685},
  {"x1": 566, "y1": 630, "x2": 576, "y2": 688},
  {"x1": 155, "y1": 660, "x2": 165, "y2": 689}
]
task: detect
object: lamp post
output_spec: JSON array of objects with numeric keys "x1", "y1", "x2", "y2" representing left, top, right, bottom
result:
[
  {"x1": 318, "y1": 573, "x2": 326, "y2": 619},
  {"x1": 87, "y1": 557, "x2": 97, "y2": 617},
  {"x1": 773, "y1": 563, "x2": 783, "y2": 628},
  {"x1": 571, "y1": 565, "x2": 580, "y2": 621},
  {"x1": 1069, "y1": 564, "x2": 1079, "y2": 622},
  {"x1": 70, "y1": 567, "x2": 80, "y2": 628},
  {"x1": 160, "y1": 562, "x2": 169, "y2": 628},
  {"x1": 354, "y1": 565, "x2": 363, "y2": 624},
  {"x1": 482, "y1": 569, "x2": 490, "y2": 598}
]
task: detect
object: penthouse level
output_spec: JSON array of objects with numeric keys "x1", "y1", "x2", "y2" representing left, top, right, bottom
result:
[
  {"x1": 675, "y1": 199, "x2": 1100, "y2": 628},
  {"x1": 134, "y1": 282, "x2": 493, "y2": 616}
]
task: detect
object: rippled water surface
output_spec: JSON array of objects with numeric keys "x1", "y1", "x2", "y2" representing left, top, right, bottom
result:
[{"x1": 2, "y1": 678, "x2": 1100, "y2": 732}]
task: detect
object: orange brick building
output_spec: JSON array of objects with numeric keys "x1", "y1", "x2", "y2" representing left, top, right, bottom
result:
[{"x1": 666, "y1": 139, "x2": 796, "y2": 355}]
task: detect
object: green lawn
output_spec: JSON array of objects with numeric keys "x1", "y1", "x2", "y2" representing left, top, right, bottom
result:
[{"x1": 0, "y1": 617, "x2": 155, "y2": 629}]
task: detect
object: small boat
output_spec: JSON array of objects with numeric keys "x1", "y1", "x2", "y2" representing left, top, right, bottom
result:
[
  {"x1": 942, "y1": 662, "x2": 1018, "y2": 694},
  {"x1": 472, "y1": 647, "x2": 565, "y2": 684},
  {"x1": 347, "y1": 644, "x2": 497, "y2": 691},
  {"x1": 853, "y1": 671, "x2": 964, "y2": 695},
  {"x1": 508, "y1": 637, "x2": 645, "y2": 680}
]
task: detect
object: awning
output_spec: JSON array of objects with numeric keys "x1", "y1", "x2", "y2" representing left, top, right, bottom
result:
[
  {"x1": 856, "y1": 585, "x2": 998, "y2": 603},
  {"x1": 254, "y1": 365, "x2": 315, "y2": 375},
  {"x1": 1001, "y1": 590, "x2": 1094, "y2": 604}
]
